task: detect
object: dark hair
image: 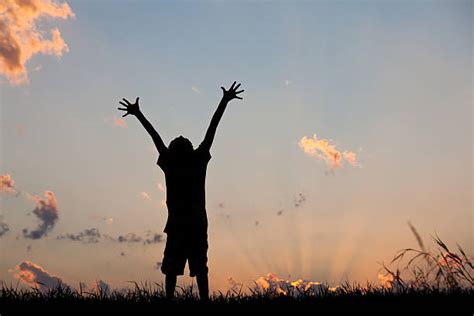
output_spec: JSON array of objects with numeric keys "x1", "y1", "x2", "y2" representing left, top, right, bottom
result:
[{"x1": 168, "y1": 136, "x2": 193, "y2": 158}]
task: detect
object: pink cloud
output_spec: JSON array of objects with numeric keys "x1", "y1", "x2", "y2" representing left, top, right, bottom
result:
[
  {"x1": 114, "y1": 117, "x2": 127, "y2": 128},
  {"x1": 140, "y1": 191, "x2": 151, "y2": 200}
]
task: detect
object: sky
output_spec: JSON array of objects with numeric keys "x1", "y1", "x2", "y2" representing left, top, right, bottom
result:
[{"x1": 0, "y1": 0, "x2": 472, "y2": 292}]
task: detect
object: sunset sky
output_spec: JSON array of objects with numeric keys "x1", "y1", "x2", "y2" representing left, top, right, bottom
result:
[{"x1": 1, "y1": 0, "x2": 472, "y2": 292}]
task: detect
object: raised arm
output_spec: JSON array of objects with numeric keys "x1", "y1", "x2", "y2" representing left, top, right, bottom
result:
[
  {"x1": 118, "y1": 97, "x2": 167, "y2": 154},
  {"x1": 200, "y1": 81, "x2": 244, "y2": 151}
]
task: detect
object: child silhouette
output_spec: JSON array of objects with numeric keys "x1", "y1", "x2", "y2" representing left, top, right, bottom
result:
[{"x1": 118, "y1": 81, "x2": 244, "y2": 300}]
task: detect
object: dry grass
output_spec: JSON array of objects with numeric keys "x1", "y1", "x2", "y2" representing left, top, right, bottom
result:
[
  {"x1": 1, "y1": 227, "x2": 472, "y2": 313},
  {"x1": 381, "y1": 223, "x2": 473, "y2": 290}
]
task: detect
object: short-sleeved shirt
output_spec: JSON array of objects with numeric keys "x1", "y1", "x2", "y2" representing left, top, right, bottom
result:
[{"x1": 157, "y1": 145, "x2": 211, "y2": 233}]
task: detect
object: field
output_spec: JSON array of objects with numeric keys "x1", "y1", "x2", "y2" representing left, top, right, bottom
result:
[{"x1": 1, "y1": 231, "x2": 472, "y2": 313}]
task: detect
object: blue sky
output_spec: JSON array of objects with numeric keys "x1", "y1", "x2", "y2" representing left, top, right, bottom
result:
[{"x1": 1, "y1": 0, "x2": 472, "y2": 291}]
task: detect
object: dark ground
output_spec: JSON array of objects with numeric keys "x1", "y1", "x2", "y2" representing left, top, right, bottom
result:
[{"x1": 1, "y1": 290, "x2": 472, "y2": 314}]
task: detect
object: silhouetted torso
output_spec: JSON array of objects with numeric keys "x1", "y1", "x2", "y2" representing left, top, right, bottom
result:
[{"x1": 157, "y1": 146, "x2": 211, "y2": 234}]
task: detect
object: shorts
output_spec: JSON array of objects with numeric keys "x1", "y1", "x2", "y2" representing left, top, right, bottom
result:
[{"x1": 161, "y1": 229, "x2": 208, "y2": 277}]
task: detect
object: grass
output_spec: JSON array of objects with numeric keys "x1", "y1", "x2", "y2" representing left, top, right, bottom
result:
[{"x1": 1, "y1": 228, "x2": 472, "y2": 313}]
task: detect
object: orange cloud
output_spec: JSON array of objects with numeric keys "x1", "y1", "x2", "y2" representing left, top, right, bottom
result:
[
  {"x1": 255, "y1": 273, "x2": 325, "y2": 295},
  {"x1": 0, "y1": 174, "x2": 16, "y2": 194},
  {"x1": 298, "y1": 134, "x2": 358, "y2": 169},
  {"x1": 377, "y1": 273, "x2": 395, "y2": 289},
  {"x1": 14, "y1": 260, "x2": 67, "y2": 291},
  {"x1": 0, "y1": 0, "x2": 75, "y2": 85}
]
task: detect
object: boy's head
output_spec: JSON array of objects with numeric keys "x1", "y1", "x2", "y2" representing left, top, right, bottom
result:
[{"x1": 169, "y1": 136, "x2": 193, "y2": 157}]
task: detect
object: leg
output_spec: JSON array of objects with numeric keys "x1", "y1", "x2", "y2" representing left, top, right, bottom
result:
[
  {"x1": 196, "y1": 272, "x2": 209, "y2": 301},
  {"x1": 165, "y1": 274, "x2": 177, "y2": 299},
  {"x1": 161, "y1": 233, "x2": 186, "y2": 300}
]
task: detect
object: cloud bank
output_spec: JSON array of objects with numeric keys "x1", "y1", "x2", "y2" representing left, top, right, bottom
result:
[{"x1": 0, "y1": 0, "x2": 74, "y2": 85}]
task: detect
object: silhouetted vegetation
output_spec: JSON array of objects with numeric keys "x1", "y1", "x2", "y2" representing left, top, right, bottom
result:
[{"x1": 1, "y1": 230, "x2": 472, "y2": 313}]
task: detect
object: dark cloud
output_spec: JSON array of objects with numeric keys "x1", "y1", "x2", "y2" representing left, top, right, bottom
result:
[
  {"x1": 294, "y1": 193, "x2": 307, "y2": 208},
  {"x1": 277, "y1": 210, "x2": 284, "y2": 216},
  {"x1": 117, "y1": 233, "x2": 142, "y2": 243},
  {"x1": 13, "y1": 260, "x2": 68, "y2": 292},
  {"x1": 93, "y1": 280, "x2": 110, "y2": 295},
  {"x1": 218, "y1": 213, "x2": 231, "y2": 220},
  {"x1": 254, "y1": 220, "x2": 259, "y2": 226},
  {"x1": 56, "y1": 228, "x2": 101, "y2": 243},
  {"x1": 23, "y1": 191, "x2": 59, "y2": 239},
  {"x1": 120, "y1": 251, "x2": 126, "y2": 257},
  {"x1": 0, "y1": 220, "x2": 10, "y2": 237},
  {"x1": 143, "y1": 233, "x2": 164, "y2": 245},
  {"x1": 117, "y1": 232, "x2": 164, "y2": 245},
  {"x1": 56, "y1": 228, "x2": 164, "y2": 245}
]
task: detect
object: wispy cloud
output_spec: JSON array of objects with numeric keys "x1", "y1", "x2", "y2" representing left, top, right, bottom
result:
[
  {"x1": 298, "y1": 134, "x2": 359, "y2": 169},
  {"x1": 140, "y1": 191, "x2": 151, "y2": 200},
  {"x1": 16, "y1": 124, "x2": 26, "y2": 137},
  {"x1": 113, "y1": 117, "x2": 127, "y2": 128},
  {"x1": 160, "y1": 199, "x2": 166, "y2": 208},
  {"x1": 23, "y1": 191, "x2": 59, "y2": 239},
  {"x1": 90, "y1": 215, "x2": 114, "y2": 225},
  {"x1": 104, "y1": 116, "x2": 128, "y2": 128},
  {"x1": 103, "y1": 217, "x2": 114, "y2": 225},
  {"x1": 342, "y1": 151, "x2": 358, "y2": 167},
  {"x1": 0, "y1": 0, "x2": 75, "y2": 85},
  {"x1": 56, "y1": 228, "x2": 101, "y2": 243},
  {"x1": 191, "y1": 86, "x2": 201, "y2": 94},
  {"x1": 157, "y1": 182, "x2": 165, "y2": 192},
  {"x1": 13, "y1": 260, "x2": 68, "y2": 292},
  {"x1": 116, "y1": 231, "x2": 164, "y2": 245},
  {"x1": 293, "y1": 192, "x2": 307, "y2": 208},
  {"x1": 56, "y1": 228, "x2": 164, "y2": 245}
]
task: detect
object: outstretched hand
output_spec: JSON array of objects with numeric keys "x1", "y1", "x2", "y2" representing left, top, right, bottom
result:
[
  {"x1": 221, "y1": 81, "x2": 244, "y2": 102},
  {"x1": 118, "y1": 97, "x2": 140, "y2": 117}
]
